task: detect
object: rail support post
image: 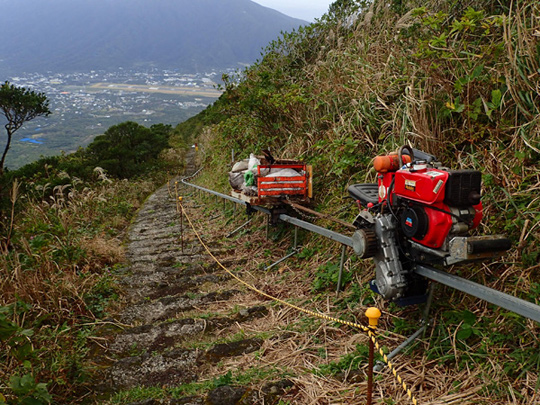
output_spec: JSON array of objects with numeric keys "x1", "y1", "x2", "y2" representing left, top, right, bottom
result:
[
  {"x1": 265, "y1": 249, "x2": 298, "y2": 271},
  {"x1": 336, "y1": 244, "x2": 347, "y2": 293},
  {"x1": 373, "y1": 284, "x2": 434, "y2": 372},
  {"x1": 226, "y1": 218, "x2": 253, "y2": 238}
]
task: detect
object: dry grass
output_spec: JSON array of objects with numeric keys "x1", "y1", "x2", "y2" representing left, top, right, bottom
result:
[
  {"x1": 181, "y1": 147, "x2": 540, "y2": 404},
  {"x1": 0, "y1": 174, "x2": 159, "y2": 402}
]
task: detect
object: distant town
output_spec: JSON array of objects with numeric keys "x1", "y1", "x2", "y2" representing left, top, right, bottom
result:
[{"x1": 3, "y1": 68, "x2": 230, "y2": 168}]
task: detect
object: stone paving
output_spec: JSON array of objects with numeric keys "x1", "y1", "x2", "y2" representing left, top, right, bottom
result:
[{"x1": 96, "y1": 150, "x2": 291, "y2": 404}]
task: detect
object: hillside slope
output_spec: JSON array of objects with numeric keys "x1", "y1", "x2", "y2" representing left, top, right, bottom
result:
[
  {"x1": 0, "y1": 0, "x2": 306, "y2": 74},
  {"x1": 1, "y1": 0, "x2": 539, "y2": 403},
  {"x1": 175, "y1": 0, "x2": 540, "y2": 402},
  {"x1": 189, "y1": 0, "x2": 540, "y2": 257}
]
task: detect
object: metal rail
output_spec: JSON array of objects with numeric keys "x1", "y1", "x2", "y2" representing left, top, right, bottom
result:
[
  {"x1": 279, "y1": 214, "x2": 354, "y2": 247},
  {"x1": 180, "y1": 177, "x2": 540, "y2": 324},
  {"x1": 181, "y1": 179, "x2": 353, "y2": 246},
  {"x1": 415, "y1": 265, "x2": 540, "y2": 324}
]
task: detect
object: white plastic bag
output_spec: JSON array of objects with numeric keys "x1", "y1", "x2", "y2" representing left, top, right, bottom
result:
[
  {"x1": 242, "y1": 184, "x2": 258, "y2": 196},
  {"x1": 248, "y1": 153, "x2": 260, "y2": 171},
  {"x1": 231, "y1": 159, "x2": 249, "y2": 173}
]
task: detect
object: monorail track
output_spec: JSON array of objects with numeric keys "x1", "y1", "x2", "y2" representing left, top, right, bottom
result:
[{"x1": 181, "y1": 178, "x2": 540, "y2": 324}]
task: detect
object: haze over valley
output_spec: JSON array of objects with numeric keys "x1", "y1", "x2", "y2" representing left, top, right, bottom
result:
[
  {"x1": 0, "y1": 0, "x2": 306, "y2": 168},
  {"x1": 5, "y1": 68, "x2": 225, "y2": 168}
]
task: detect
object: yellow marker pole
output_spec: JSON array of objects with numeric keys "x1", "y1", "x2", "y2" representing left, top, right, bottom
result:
[
  {"x1": 366, "y1": 307, "x2": 381, "y2": 327},
  {"x1": 365, "y1": 307, "x2": 381, "y2": 405},
  {"x1": 174, "y1": 181, "x2": 184, "y2": 252}
]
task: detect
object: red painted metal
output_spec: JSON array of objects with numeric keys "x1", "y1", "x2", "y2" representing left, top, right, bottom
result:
[
  {"x1": 394, "y1": 167, "x2": 449, "y2": 204},
  {"x1": 257, "y1": 163, "x2": 308, "y2": 199},
  {"x1": 379, "y1": 165, "x2": 483, "y2": 249}
]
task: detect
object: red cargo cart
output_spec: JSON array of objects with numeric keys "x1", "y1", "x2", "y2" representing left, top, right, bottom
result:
[{"x1": 231, "y1": 159, "x2": 312, "y2": 206}]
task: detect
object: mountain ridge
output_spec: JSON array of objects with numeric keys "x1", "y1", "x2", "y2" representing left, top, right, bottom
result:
[{"x1": 0, "y1": 0, "x2": 306, "y2": 74}]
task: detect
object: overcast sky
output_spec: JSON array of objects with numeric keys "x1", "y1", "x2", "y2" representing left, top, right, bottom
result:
[{"x1": 251, "y1": 0, "x2": 334, "y2": 22}]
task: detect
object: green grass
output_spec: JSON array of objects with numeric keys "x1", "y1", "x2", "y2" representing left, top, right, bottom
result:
[{"x1": 109, "y1": 366, "x2": 291, "y2": 404}]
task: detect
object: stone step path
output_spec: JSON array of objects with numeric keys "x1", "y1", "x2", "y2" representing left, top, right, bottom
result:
[{"x1": 97, "y1": 150, "x2": 292, "y2": 404}]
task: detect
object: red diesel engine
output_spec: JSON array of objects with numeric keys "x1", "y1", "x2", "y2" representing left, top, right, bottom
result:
[
  {"x1": 349, "y1": 146, "x2": 510, "y2": 302},
  {"x1": 385, "y1": 164, "x2": 482, "y2": 250}
]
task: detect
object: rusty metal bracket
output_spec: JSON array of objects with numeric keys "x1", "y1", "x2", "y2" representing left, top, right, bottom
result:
[{"x1": 270, "y1": 206, "x2": 288, "y2": 226}]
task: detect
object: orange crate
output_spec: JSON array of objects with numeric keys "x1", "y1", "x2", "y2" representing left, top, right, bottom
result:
[{"x1": 257, "y1": 164, "x2": 308, "y2": 199}]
